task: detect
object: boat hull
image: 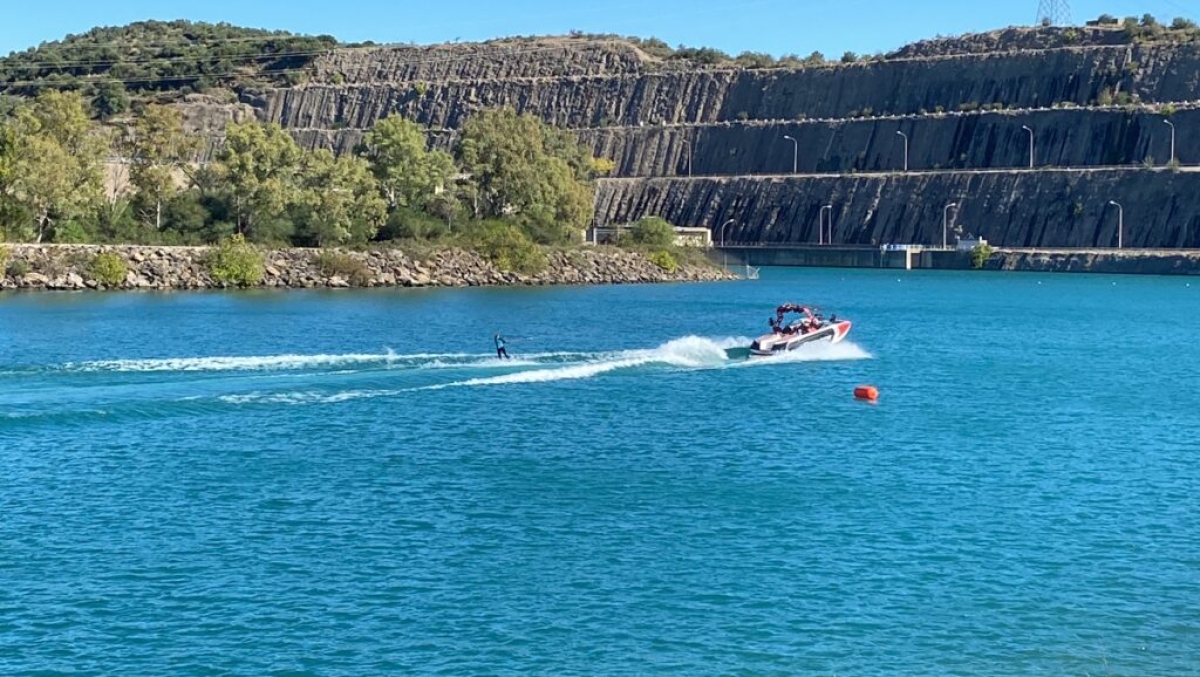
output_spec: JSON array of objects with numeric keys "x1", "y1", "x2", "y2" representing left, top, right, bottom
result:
[{"x1": 749, "y1": 321, "x2": 852, "y2": 357}]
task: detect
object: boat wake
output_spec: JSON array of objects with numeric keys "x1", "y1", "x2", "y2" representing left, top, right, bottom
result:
[
  {"x1": 0, "y1": 337, "x2": 871, "y2": 422},
  {"x1": 202, "y1": 336, "x2": 871, "y2": 405},
  {"x1": 58, "y1": 350, "x2": 584, "y2": 374}
]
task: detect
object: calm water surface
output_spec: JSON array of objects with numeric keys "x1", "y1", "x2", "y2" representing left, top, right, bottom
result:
[{"x1": 1, "y1": 268, "x2": 1198, "y2": 675}]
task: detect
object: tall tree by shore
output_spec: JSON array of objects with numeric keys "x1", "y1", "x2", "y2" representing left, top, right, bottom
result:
[
  {"x1": 0, "y1": 91, "x2": 106, "y2": 242},
  {"x1": 217, "y1": 120, "x2": 303, "y2": 244},
  {"x1": 123, "y1": 105, "x2": 198, "y2": 234},
  {"x1": 363, "y1": 114, "x2": 456, "y2": 213},
  {"x1": 457, "y1": 108, "x2": 595, "y2": 244}
]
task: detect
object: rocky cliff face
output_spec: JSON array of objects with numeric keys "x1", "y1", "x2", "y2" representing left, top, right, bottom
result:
[
  {"x1": 249, "y1": 41, "x2": 1200, "y2": 132},
  {"x1": 580, "y1": 107, "x2": 1200, "y2": 178},
  {"x1": 595, "y1": 170, "x2": 1200, "y2": 249},
  {"x1": 990, "y1": 249, "x2": 1200, "y2": 274},
  {"x1": 175, "y1": 29, "x2": 1200, "y2": 250}
]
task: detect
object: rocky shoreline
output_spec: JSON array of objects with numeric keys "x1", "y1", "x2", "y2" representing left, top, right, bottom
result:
[
  {"x1": 0, "y1": 244, "x2": 734, "y2": 292},
  {"x1": 988, "y1": 249, "x2": 1200, "y2": 275}
]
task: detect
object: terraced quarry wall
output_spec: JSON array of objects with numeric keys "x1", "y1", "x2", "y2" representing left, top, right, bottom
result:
[
  {"x1": 595, "y1": 170, "x2": 1200, "y2": 249},
  {"x1": 183, "y1": 28, "x2": 1200, "y2": 249},
  {"x1": 253, "y1": 41, "x2": 1200, "y2": 130}
]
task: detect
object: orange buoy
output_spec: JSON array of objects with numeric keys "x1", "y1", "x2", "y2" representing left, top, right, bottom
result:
[{"x1": 854, "y1": 385, "x2": 880, "y2": 402}]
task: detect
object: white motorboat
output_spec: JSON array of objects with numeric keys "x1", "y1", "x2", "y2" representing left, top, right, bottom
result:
[{"x1": 749, "y1": 304, "x2": 852, "y2": 357}]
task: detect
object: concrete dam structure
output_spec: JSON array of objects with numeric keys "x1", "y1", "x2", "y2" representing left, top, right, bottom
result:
[{"x1": 183, "y1": 25, "x2": 1200, "y2": 249}]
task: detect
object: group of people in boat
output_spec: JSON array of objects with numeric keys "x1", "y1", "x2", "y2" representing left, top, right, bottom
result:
[{"x1": 769, "y1": 309, "x2": 836, "y2": 336}]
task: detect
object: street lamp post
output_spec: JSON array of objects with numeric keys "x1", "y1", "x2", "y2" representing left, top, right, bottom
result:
[
  {"x1": 1164, "y1": 119, "x2": 1176, "y2": 165},
  {"x1": 1108, "y1": 200, "x2": 1124, "y2": 249},
  {"x1": 943, "y1": 203, "x2": 958, "y2": 249},
  {"x1": 895, "y1": 131, "x2": 909, "y2": 172},
  {"x1": 1022, "y1": 125, "x2": 1034, "y2": 169},
  {"x1": 719, "y1": 218, "x2": 736, "y2": 272},
  {"x1": 719, "y1": 219, "x2": 736, "y2": 247},
  {"x1": 783, "y1": 135, "x2": 799, "y2": 174},
  {"x1": 819, "y1": 204, "x2": 833, "y2": 245}
]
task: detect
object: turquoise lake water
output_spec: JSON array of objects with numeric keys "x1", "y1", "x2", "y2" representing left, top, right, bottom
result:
[{"x1": 2, "y1": 268, "x2": 1198, "y2": 675}]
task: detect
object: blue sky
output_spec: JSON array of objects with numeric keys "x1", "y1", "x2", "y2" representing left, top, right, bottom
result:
[{"x1": 1, "y1": 0, "x2": 1195, "y2": 58}]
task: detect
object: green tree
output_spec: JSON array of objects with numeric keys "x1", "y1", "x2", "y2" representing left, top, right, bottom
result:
[
  {"x1": 125, "y1": 104, "x2": 199, "y2": 232},
  {"x1": 216, "y1": 120, "x2": 302, "y2": 242},
  {"x1": 457, "y1": 108, "x2": 594, "y2": 243},
  {"x1": 3, "y1": 91, "x2": 107, "y2": 242},
  {"x1": 626, "y1": 216, "x2": 676, "y2": 248},
  {"x1": 92, "y1": 81, "x2": 130, "y2": 120},
  {"x1": 362, "y1": 114, "x2": 456, "y2": 211},
  {"x1": 295, "y1": 149, "x2": 387, "y2": 246},
  {"x1": 0, "y1": 122, "x2": 15, "y2": 239}
]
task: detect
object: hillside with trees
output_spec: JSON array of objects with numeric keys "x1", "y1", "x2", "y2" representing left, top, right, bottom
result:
[{"x1": 0, "y1": 20, "x2": 339, "y2": 115}]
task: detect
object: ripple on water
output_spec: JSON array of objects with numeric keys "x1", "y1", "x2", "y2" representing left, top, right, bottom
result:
[{"x1": 1, "y1": 271, "x2": 1198, "y2": 674}]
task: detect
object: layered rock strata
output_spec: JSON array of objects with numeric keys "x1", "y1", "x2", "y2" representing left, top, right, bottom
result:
[
  {"x1": 595, "y1": 170, "x2": 1200, "y2": 249},
  {"x1": 167, "y1": 29, "x2": 1200, "y2": 250}
]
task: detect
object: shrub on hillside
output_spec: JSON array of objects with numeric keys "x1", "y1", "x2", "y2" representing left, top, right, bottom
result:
[
  {"x1": 88, "y1": 251, "x2": 128, "y2": 287},
  {"x1": 6, "y1": 257, "x2": 30, "y2": 278},
  {"x1": 207, "y1": 234, "x2": 264, "y2": 286},
  {"x1": 474, "y1": 221, "x2": 547, "y2": 274},
  {"x1": 315, "y1": 250, "x2": 372, "y2": 286},
  {"x1": 971, "y1": 243, "x2": 994, "y2": 270},
  {"x1": 624, "y1": 217, "x2": 676, "y2": 249},
  {"x1": 648, "y1": 249, "x2": 679, "y2": 273},
  {"x1": 382, "y1": 206, "x2": 450, "y2": 241}
]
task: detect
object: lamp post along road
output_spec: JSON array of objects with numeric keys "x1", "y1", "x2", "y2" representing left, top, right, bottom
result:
[
  {"x1": 719, "y1": 219, "x2": 736, "y2": 247},
  {"x1": 820, "y1": 204, "x2": 833, "y2": 245},
  {"x1": 1108, "y1": 201, "x2": 1124, "y2": 249},
  {"x1": 1021, "y1": 125, "x2": 1034, "y2": 169},
  {"x1": 1164, "y1": 119, "x2": 1176, "y2": 165},
  {"x1": 783, "y1": 135, "x2": 798, "y2": 174},
  {"x1": 943, "y1": 203, "x2": 958, "y2": 249},
  {"x1": 719, "y1": 219, "x2": 736, "y2": 272},
  {"x1": 895, "y1": 131, "x2": 909, "y2": 172}
]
